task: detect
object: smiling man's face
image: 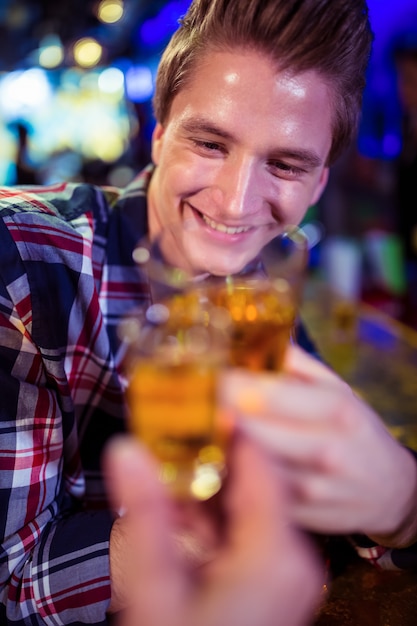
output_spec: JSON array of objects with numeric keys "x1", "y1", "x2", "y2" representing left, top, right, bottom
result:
[{"x1": 147, "y1": 48, "x2": 333, "y2": 276}]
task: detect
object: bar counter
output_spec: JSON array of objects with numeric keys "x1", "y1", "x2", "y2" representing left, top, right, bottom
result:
[{"x1": 300, "y1": 277, "x2": 417, "y2": 625}]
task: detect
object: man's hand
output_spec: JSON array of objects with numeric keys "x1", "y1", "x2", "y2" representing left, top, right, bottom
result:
[{"x1": 220, "y1": 344, "x2": 417, "y2": 547}]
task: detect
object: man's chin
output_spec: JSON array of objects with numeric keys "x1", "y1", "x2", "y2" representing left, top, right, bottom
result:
[
  {"x1": 187, "y1": 254, "x2": 253, "y2": 278},
  {"x1": 183, "y1": 238, "x2": 259, "y2": 277}
]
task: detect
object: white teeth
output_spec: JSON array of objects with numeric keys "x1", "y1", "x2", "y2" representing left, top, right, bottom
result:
[{"x1": 202, "y1": 214, "x2": 251, "y2": 234}]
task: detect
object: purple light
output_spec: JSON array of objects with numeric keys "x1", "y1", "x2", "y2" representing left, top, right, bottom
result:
[{"x1": 138, "y1": 1, "x2": 191, "y2": 48}]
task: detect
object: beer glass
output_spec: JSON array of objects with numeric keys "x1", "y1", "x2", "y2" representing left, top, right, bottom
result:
[
  {"x1": 122, "y1": 222, "x2": 308, "y2": 498},
  {"x1": 120, "y1": 289, "x2": 230, "y2": 501},
  {"x1": 203, "y1": 225, "x2": 308, "y2": 371}
]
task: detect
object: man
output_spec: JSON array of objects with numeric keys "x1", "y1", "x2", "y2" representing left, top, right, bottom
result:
[{"x1": 1, "y1": 0, "x2": 417, "y2": 625}]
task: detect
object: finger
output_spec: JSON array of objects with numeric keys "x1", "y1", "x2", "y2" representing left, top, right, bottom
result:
[
  {"x1": 104, "y1": 435, "x2": 169, "y2": 518},
  {"x1": 241, "y1": 417, "x2": 343, "y2": 468},
  {"x1": 220, "y1": 368, "x2": 354, "y2": 429},
  {"x1": 199, "y1": 435, "x2": 324, "y2": 626},
  {"x1": 226, "y1": 434, "x2": 290, "y2": 544},
  {"x1": 283, "y1": 344, "x2": 343, "y2": 385}
]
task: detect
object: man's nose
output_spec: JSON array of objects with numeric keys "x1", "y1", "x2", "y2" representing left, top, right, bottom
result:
[{"x1": 213, "y1": 156, "x2": 263, "y2": 219}]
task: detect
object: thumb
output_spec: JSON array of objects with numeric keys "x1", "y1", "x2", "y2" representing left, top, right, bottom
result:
[{"x1": 104, "y1": 437, "x2": 187, "y2": 626}]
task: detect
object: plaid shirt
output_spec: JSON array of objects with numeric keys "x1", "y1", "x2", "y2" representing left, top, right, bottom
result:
[
  {"x1": 0, "y1": 165, "x2": 416, "y2": 625},
  {"x1": 0, "y1": 166, "x2": 153, "y2": 625}
]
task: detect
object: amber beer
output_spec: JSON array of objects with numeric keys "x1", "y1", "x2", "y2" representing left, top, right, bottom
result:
[
  {"x1": 210, "y1": 278, "x2": 296, "y2": 371},
  {"x1": 125, "y1": 280, "x2": 295, "y2": 499},
  {"x1": 125, "y1": 300, "x2": 228, "y2": 501}
]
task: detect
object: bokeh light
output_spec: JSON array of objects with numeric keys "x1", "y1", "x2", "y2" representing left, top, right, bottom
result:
[
  {"x1": 73, "y1": 38, "x2": 103, "y2": 68},
  {"x1": 97, "y1": 0, "x2": 124, "y2": 24}
]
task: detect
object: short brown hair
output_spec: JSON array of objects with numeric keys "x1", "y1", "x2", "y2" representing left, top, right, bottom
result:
[{"x1": 153, "y1": 0, "x2": 373, "y2": 165}]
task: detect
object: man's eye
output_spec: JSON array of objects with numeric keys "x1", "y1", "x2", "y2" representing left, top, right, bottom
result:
[
  {"x1": 269, "y1": 161, "x2": 302, "y2": 177},
  {"x1": 194, "y1": 140, "x2": 223, "y2": 152}
]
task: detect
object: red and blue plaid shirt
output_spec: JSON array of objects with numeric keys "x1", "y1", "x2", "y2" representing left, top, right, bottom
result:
[
  {"x1": 0, "y1": 166, "x2": 153, "y2": 625},
  {"x1": 0, "y1": 164, "x2": 416, "y2": 626}
]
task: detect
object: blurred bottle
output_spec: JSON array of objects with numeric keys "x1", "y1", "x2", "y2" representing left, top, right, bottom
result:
[
  {"x1": 13, "y1": 122, "x2": 39, "y2": 186},
  {"x1": 322, "y1": 235, "x2": 362, "y2": 346},
  {"x1": 392, "y1": 42, "x2": 417, "y2": 326}
]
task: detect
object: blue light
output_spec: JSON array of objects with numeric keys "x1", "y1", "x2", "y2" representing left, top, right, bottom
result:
[
  {"x1": 358, "y1": 135, "x2": 382, "y2": 160},
  {"x1": 139, "y1": 0, "x2": 191, "y2": 48},
  {"x1": 358, "y1": 0, "x2": 417, "y2": 158},
  {"x1": 125, "y1": 65, "x2": 154, "y2": 102},
  {"x1": 382, "y1": 132, "x2": 402, "y2": 159}
]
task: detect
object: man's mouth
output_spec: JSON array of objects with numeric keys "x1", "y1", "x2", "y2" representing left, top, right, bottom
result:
[{"x1": 201, "y1": 213, "x2": 252, "y2": 235}]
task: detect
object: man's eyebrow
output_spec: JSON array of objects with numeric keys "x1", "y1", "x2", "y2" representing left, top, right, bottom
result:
[
  {"x1": 180, "y1": 118, "x2": 234, "y2": 141},
  {"x1": 270, "y1": 149, "x2": 324, "y2": 168}
]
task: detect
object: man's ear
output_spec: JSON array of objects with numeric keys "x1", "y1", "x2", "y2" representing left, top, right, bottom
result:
[
  {"x1": 151, "y1": 123, "x2": 165, "y2": 165},
  {"x1": 311, "y1": 166, "x2": 329, "y2": 205}
]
